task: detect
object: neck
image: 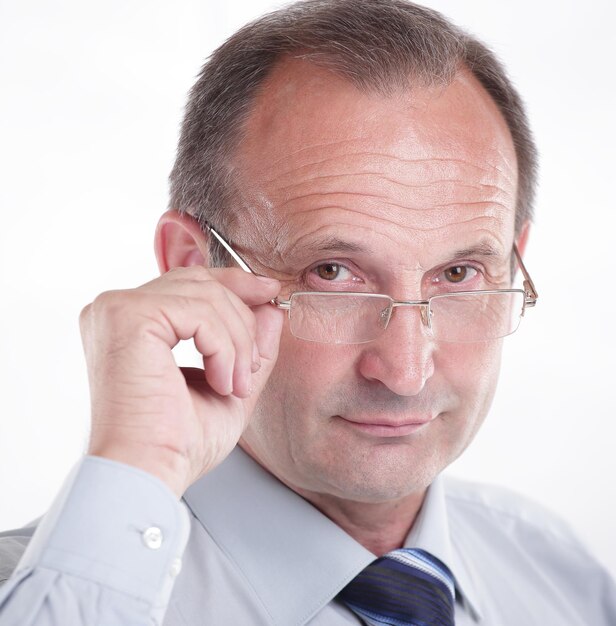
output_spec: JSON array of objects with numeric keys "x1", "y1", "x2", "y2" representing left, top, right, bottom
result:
[
  {"x1": 239, "y1": 442, "x2": 426, "y2": 556},
  {"x1": 292, "y1": 486, "x2": 426, "y2": 556}
]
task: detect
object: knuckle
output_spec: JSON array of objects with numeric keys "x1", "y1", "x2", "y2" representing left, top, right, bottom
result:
[
  {"x1": 92, "y1": 289, "x2": 116, "y2": 310},
  {"x1": 92, "y1": 289, "x2": 121, "y2": 309},
  {"x1": 78, "y1": 303, "x2": 93, "y2": 339},
  {"x1": 201, "y1": 278, "x2": 227, "y2": 300},
  {"x1": 198, "y1": 299, "x2": 217, "y2": 322},
  {"x1": 90, "y1": 289, "x2": 138, "y2": 327},
  {"x1": 79, "y1": 302, "x2": 92, "y2": 325},
  {"x1": 204, "y1": 334, "x2": 234, "y2": 363}
]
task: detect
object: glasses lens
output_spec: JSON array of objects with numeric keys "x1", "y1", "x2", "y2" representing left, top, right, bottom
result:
[
  {"x1": 288, "y1": 293, "x2": 392, "y2": 344},
  {"x1": 429, "y1": 291, "x2": 525, "y2": 343}
]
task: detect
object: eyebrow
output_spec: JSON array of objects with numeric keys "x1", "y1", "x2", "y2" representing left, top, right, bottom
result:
[
  {"x1": 313, "y1": 237, "x2": 373, "y2": 254},
  {"x1": 310, "y1": 237, "x2": 502, "y2": 258},
  {"x1": 448, "y1": 241, "x2": 504, "y2": 260},
  {"x1": 283, "y1": 236, "x2": 505, "y2": 269}
]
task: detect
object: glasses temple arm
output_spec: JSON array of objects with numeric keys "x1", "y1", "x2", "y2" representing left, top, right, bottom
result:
[
  {"x1": 205, "y1": 223, "x2": 255, "y2": 274},
  {"x1": 513, "y1": 243, "x2": 538, "y2": 306},
  {"x1": 205, "y1": 223, "x2": 291, "y2": 309}
]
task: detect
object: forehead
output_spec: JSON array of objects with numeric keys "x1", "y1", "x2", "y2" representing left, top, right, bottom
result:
[{"x1": 231, "y1": 57, "x2": 518, "y2": 258}]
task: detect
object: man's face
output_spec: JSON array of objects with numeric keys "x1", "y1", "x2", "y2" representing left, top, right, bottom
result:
[{"x1": 232, "y1": 59, "x2": 518, "y2": 504}]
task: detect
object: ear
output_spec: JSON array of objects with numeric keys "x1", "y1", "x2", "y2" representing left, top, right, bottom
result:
[
  {"x1": 155, "y1": 210, "x2": 209, "y2": 274},
  {"x1": 515, "y1": 220, "x2": 531, "y2": 258}
]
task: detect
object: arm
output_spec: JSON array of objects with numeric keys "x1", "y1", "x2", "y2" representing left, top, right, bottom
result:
[
  {"x1": 0, "y1": 263, "x2": 283, "y2": 624},
  {"x1": 0, "y1": 458, "x2": 189, "y2": 626}
]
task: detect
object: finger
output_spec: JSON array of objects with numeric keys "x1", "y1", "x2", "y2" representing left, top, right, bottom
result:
[
  {"x1": 190, "y1": 303, "x2": 237, "y2": 396},
  {"x1": 126, "y1": 272, "x2": 274, "y2": 398},
  {"x1": 192, "y1": 291, "x2": 256, "y2": 398},
  {"x1": 214, "y1": 269, "x2": 281, "y2": 306},
  {"x1": 142, "y1": 266, "x2": 280, "y2": 307},
  {"x1": 159, "y1": 273, "x2": 275, "y2": 396},
  {"x1": 124, "y1": 290, "x2": 242, "y2": 397},
  {"x1": 245, "y1": 303, "x2": 285, "y2": 405}
]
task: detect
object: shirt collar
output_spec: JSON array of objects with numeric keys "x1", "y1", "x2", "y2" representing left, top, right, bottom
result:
[
  {"x1": 184, "y1": 447, "x2": 481, "y2": 625},
  {"x1": 406, "y1": 474, "x2": 483, "y2": 621}
]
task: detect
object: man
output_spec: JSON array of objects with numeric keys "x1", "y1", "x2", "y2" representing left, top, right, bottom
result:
[{"x1": 0, "y1": 0, "x2": 614, "y2": 624}]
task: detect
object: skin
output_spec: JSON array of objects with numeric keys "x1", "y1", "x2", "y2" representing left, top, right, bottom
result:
[
  {"x1": 82, "y1": 57, "x2": 528, "y2": 556},
  {"x1": 233, "y1": 59, "x2": 524, "y2": 553}
]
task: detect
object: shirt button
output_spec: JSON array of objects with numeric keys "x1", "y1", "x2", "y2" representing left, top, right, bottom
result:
[
  {"x1": 142, "y1": 526, "x2": 163, "y2": 550},
  {"x1": 170, "y1": 557, "x2": 182, "y2": 578}
]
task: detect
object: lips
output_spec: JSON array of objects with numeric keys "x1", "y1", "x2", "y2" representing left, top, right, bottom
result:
[{"x1": 336, "y1": 415, "x2": 433, "y2": 437}]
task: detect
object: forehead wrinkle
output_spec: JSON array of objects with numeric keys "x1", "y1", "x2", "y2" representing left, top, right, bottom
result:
[
  {"x1": 264, "y1": 137, "x2": 373, "y2": 170},
  {"x1": 273, "y1": 196, "x2": 510, "y2": 234},
  {"x1": 277, "y1": 194, "x2": 512, "y2": 221},
  {"x1": 259, "y1": 159, "x2": 516, "y2": 219},
  {"x1": 261, "y1": 152, "x2": 515, "y2": 188},
  {"x1": 274, "y1": 187, "x2": 513, "y2": 215},
  {"x1": 388, "y1": 217, "x2": 511, "y2": 256},
  {"x1": 265, "y1": 209, "x2": 506, "y2": 264},
  {"x1": 274, "y1": 172, "x2": 508, "y2": 195},
  {"x1": 320, "y1": 237, "x2": 507, "y2": 264},
  {"x1": 432, "y1": 200, "x2": 511, "y2": 211}
]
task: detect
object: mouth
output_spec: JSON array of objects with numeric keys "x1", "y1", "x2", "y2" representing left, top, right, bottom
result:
[{"x1": 335, "y1": 415, "x2": 434, "y2": 438}]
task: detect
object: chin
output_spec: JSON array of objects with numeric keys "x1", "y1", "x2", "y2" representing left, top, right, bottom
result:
[{"x1": 298, "y1": 449, "x2": 445, "y2": 504}]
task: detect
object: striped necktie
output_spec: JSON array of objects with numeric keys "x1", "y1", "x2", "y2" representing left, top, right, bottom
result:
[{"x1": 338, "y1": 548, "x2": 456, "y2": 626}]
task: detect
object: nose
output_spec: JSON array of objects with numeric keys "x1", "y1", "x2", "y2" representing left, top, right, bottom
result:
[{"x1": 357, "y1": 304, "x2": 435, "y2": 396}]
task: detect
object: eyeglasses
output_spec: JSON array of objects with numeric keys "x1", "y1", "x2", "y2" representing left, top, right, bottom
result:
[{"x1": 206, "y1": 224, "x2": 538, "y2": 344}]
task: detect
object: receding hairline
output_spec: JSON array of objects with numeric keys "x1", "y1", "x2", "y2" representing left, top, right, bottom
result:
[
  {"x1": 227, "y1": 56, "x2": 518, "y2": 209},
  {"x1": 168, "y1": 0, "x2": 537, "y2": 267}
]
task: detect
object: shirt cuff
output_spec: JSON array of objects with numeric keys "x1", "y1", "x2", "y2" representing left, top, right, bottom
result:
[{"x1": 14, "y1": 455, "x2": 191, "y2": 610}]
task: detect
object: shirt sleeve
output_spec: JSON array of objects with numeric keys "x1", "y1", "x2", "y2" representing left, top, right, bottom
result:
[{"x1": 0, "y1": 456, "x2": 191, "y2": 626}]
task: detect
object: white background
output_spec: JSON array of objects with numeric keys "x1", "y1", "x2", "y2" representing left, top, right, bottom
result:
[{"x1": 1, "y1": 0, "x2": 615, "y2": 578}]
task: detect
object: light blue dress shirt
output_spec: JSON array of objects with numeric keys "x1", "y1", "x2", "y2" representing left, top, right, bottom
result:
[{"x1": 0, "y1": 447, "x2": 614, "y2": 625}]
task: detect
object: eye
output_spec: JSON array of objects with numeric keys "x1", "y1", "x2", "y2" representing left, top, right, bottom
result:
[
  {"x1": 306, "y1": 261, "x2": 362, "y2": 289},
  {"x1": 441, "y1": 265, "x2": 478, "y2": 284},
  {"x1": 445, "y1": 266, "x2": 466, "y2": 283},
  {"x1": 316, "y1": 262, "x2": 342, "y2": 280}
]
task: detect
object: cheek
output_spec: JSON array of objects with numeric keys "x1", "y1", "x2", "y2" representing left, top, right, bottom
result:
[
  {"x1": 259, "y1": 331, "x2": 358, "y2": 420},
  {"x1": 278, "y1": 327, "x2": 356, "y2": 376},
  {"x1": 249, "y1": 332, "x2": 359, "y2": 469},
  {"x1": 437, "y1": 340, "x2": 503, "y2": 414}
]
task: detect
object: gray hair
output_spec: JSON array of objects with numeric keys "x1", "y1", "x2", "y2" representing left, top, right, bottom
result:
[{"x1": 169, "y1": 0, "x2": 537, "y2": 265}]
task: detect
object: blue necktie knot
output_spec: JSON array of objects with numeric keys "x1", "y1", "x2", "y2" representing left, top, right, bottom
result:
[{"x1": 339, "y1": 547, "x2": 456, "y2": 626}]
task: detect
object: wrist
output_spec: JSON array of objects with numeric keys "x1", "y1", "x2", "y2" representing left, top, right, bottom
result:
[{"x1": 88, "y1": 441, "x2": 190, "y2": 497}]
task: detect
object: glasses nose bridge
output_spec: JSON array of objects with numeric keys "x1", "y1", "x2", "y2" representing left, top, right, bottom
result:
[{"x1": 389, "y1": 299, "x2": 431, "y2": 328}]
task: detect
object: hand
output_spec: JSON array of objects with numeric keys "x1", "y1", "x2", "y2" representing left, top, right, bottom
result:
[{"x1": 79, "y1": 266, "x2": 283, "y2": 497}]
